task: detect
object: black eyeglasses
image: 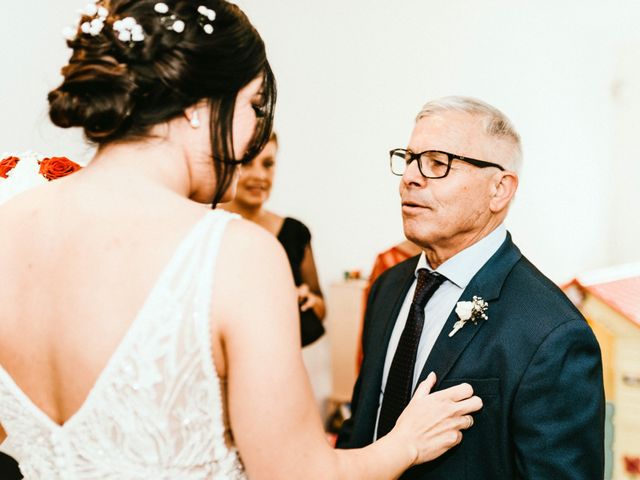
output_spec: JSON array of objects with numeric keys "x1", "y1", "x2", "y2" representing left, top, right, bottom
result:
[{"x1": 389, "y1": 148, "x2": 505, "y2": 178}]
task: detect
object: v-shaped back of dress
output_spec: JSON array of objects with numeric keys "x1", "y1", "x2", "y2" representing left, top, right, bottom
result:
[{"x1": 0, "y1": 210, "x2": 247, "y2": 479}]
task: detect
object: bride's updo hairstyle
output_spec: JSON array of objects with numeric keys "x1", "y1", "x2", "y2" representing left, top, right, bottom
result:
[{"x1": 48, "y1": 0, "x2": 276, "y2": 206}]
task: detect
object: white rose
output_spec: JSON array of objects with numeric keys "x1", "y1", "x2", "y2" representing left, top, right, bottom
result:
[{"x1": 455, "y1": 301, "x2": 474, "y2": 321}]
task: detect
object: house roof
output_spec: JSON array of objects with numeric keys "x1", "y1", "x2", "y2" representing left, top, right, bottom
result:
[{"x1": 571, "y1": 263, "x2": 640, "y2": 328}]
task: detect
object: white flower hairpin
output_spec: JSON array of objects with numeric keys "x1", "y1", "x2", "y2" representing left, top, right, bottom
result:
[
  {"x1": 155, "y1": 2, "x2": 186, "y2": 33},
  {"x1": 62, "y1": 2, "x2": 216, "y2": 43},
  {"x1": 155, "y1": 3, "x2": 216, "y2": 35},
  {"x1": 63, "y1": 2, "x2": 109, "y2": 40},
  {"x1": 113, "y1": 17, "x2": 145, "y2": 43},
  {"x1": 154, "y1": 3, "x2": 170, "y2": 14},
  {"x1": 448, "y1": 296, "x2": 489, "y2": 337},
  {"x1": 197, "y1": 5, "x2": 216, "y2": 34}
]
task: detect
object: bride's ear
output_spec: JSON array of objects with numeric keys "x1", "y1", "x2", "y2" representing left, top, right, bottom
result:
[{"x1": 184, "y1": 107, "x2": 201, "y2": 129}]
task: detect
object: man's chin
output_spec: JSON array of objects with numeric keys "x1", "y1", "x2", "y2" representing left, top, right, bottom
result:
[
  {"x1": 404, "y1": 219, "x2": 443, "y2": 245},
  {"x1": 402, "y1": 227, "x2": 426, "y2": 248}
]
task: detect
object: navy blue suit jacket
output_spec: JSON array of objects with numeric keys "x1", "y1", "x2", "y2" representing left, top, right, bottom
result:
[{"x1": 337, "y1": 235, "x2": 605, "y2": 479}]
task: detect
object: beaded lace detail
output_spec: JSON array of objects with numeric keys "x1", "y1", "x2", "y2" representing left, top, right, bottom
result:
[{"x1": 0, "y1": 211, "x2": 247, "y2": 479}]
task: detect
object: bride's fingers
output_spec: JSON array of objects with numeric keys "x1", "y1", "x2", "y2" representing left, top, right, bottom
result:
[
  {"x1": 453, "y1": 395, "x2": 483, "y2": 415},
  {"x1": 445, "y1": 430, "x2": 463, "y2": 449},
  {"x1": 437, "y1": 382, "x2": 474, "y2": 402},
  {"x1": 414, "y1": 372, "x2": 437, "y2": 396},
  {"x1": 459, "y1": 415, "x2": 474, "y2": 430}
]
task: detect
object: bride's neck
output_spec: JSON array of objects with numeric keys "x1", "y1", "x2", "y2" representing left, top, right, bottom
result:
[{"x1": 88, "y1": 138, "x2": 192, "y2": 198}]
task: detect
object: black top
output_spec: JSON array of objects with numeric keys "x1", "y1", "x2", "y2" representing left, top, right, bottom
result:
[
  {"x1": 276, "y1": 217, "x2": 311, "y2": 286},
  {"x1": 0, "y1": 452, "x2": 21, "y2": 479}
]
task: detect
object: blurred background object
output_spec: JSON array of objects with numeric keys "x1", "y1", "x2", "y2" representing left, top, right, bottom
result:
[{"x1": 564, "y1": 264, "x2": 640, "y2": 480}]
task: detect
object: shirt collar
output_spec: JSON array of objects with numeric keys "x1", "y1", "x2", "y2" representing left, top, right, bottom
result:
[{"x1": 415, "y1": 224, "x2": 507, "y2": 289}]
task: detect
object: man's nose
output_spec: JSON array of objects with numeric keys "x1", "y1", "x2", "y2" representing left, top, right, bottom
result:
[{"x1": 402, "y1": 159, "x2": 427, "y2": 187}]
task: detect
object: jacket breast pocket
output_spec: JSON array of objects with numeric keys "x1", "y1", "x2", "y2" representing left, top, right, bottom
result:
[
  {"x1": 439, "y1": 377, "x2": 500, "y2": 397},
  {"x1": 438, "y1": 378, "x2": 505, "y2": 479}
]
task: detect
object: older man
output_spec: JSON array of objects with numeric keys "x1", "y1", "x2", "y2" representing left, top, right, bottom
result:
[{"x1": 337, "y1": 96, "x2": 604, "y2": 479}]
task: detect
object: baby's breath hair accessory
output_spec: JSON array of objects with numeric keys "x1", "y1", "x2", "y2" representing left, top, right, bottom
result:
[
  {"x1": 113, "y1": 17, "x2": 146, "y2": 43},
  {"x1": 63, "y1": 2, "x2": 109, "y2": 40},
  {"x1": 197, "y1": 5, "x2": 216, "y2": 34},
  {"x1": 153, "y1": 2, "x2": 170, "y2": 14},
  {"x1": 63, "y1": 25, "x2": 78, "y2": 41},
  {"x1": 154, "y1": 3, "x2": 216, "y2": 35},
  {"x1": 81, "y1": 3, "x2": 109, "y2": 36},
  {"x1": 159, "y1": 14, "x2": 185, "y2": 33},
  {"x1": 155, "y1": 3, "x2": 185, "y2": 33}
]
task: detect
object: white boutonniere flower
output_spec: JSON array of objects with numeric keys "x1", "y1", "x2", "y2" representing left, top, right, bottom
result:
[{"x1": 448, "y1": 296, "x2": 489, "y2": 337}]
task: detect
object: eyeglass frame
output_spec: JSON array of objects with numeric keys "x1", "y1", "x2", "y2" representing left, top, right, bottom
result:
[{"x1": 389, "y1": 148, "x2": 505, "y2": 179}]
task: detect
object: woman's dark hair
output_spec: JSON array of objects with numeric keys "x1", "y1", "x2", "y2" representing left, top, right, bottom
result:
[{"x1": 48, "y1": 0, "x2": 276, "y2": 206}]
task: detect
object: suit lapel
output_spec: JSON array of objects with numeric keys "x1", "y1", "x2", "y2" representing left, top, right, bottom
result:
[
  {"x1": 416, "y1": 234, "x2": 522, "y2": 388},
  {"x1": 376, "y1": 261, "x2": 419, "y2": 364}
]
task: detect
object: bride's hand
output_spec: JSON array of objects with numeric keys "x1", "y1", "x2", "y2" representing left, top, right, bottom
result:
[{"x1": 389, "y1": 372, "x2": 482, "y2": 466}]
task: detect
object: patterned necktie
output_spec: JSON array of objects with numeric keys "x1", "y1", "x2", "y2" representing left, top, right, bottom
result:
[{"x1": 376, "y1": 268, "x2": 446, "y2": 439}]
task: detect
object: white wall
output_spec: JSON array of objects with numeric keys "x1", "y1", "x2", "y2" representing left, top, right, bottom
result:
[
  {"x1": 2, "y1": 0, "x2": 639, "y2": 287},
  {"x1": 3, "y1": 1, "x2": 93, "y2": 162},
  {"x1": 611, "y1": 42, "x2": 640, "y2": 266},
  {"x1": 237, "y1": 0, "x2": 640, "y2": 287}
]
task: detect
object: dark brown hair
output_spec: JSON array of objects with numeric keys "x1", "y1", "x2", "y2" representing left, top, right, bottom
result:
[{"x1": 48, "y1": 0, "x2": 276, "y2": 206}]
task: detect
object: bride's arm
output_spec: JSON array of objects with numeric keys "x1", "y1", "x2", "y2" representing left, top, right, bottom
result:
[
  {"x1": 0, "y1": 424, "x2": 6, "y2": 444},
  {"x1": 212, "y1": 219, "x2": 480, "y2": 479}
]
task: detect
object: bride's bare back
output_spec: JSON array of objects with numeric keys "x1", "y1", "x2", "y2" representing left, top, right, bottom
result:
[{"x1": 0, "y1": 173, "x2": 209, "y2": 427}]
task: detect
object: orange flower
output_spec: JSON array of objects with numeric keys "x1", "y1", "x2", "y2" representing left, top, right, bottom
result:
[
  {"x1": 39, "y1": 156, "x2": 82, "y2": 181},
  {"x1": 0, "y1": 156, "x2": 20, "y2": 179}
]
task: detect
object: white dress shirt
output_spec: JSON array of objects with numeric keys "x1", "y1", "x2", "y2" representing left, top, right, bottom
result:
[{"x1": 373, "y1": 224, "x2": 507, "y2": 439}]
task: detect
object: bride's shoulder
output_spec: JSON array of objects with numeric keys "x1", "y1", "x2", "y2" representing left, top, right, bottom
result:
[
  {"x1": 223, "y1": 216, "x2": 285, "y2": 256},
  {"x1": 218, "y1": 216, "x2": 290, "y2": 281}
]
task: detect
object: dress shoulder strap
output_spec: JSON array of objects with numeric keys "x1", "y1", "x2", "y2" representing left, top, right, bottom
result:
[{"x1": 188, "y1": 210, "x2": 238, "y2": 382}]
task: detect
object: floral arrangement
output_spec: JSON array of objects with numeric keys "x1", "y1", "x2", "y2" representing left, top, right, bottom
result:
[{"x1": 0, "y1": 152, "x2": 82, "y2": 205}]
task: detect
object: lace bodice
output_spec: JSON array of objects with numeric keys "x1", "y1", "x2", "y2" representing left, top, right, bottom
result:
[{"x1": 0, "y1": 210, "x2": 247, "y2": 479}]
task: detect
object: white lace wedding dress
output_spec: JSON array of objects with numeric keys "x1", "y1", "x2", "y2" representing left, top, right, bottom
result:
[{"x1": 0, "y1": 210, "x2": 248, "y2": 479}]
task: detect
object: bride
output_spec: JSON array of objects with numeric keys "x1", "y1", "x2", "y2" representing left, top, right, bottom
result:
[{"x1": 0, "y1": 0, "x2": 481, "y2": 478}]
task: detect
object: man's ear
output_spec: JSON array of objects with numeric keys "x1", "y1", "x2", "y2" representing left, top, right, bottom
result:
[{"x1": 489, "y1": 171, "x2": 518, "y2": 213}]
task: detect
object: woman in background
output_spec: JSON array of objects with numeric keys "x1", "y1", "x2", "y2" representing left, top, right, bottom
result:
[{"x1": 222, "y1": 133, "x2": 326, "y2": 346}]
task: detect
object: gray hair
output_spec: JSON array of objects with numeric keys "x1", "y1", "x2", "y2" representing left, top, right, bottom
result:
[{"x1": 416, "y1": 96, "x2": 523, "y2": 172}]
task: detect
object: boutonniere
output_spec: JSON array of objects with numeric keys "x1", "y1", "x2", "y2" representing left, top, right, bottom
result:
[{"x1": 448, "y1": 296, "x2": 489, "y2": 337}]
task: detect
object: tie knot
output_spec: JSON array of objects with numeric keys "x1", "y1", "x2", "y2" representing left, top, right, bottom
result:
[{"x1": 412, "y1": 268, "x2": 446, "y2": 308}]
